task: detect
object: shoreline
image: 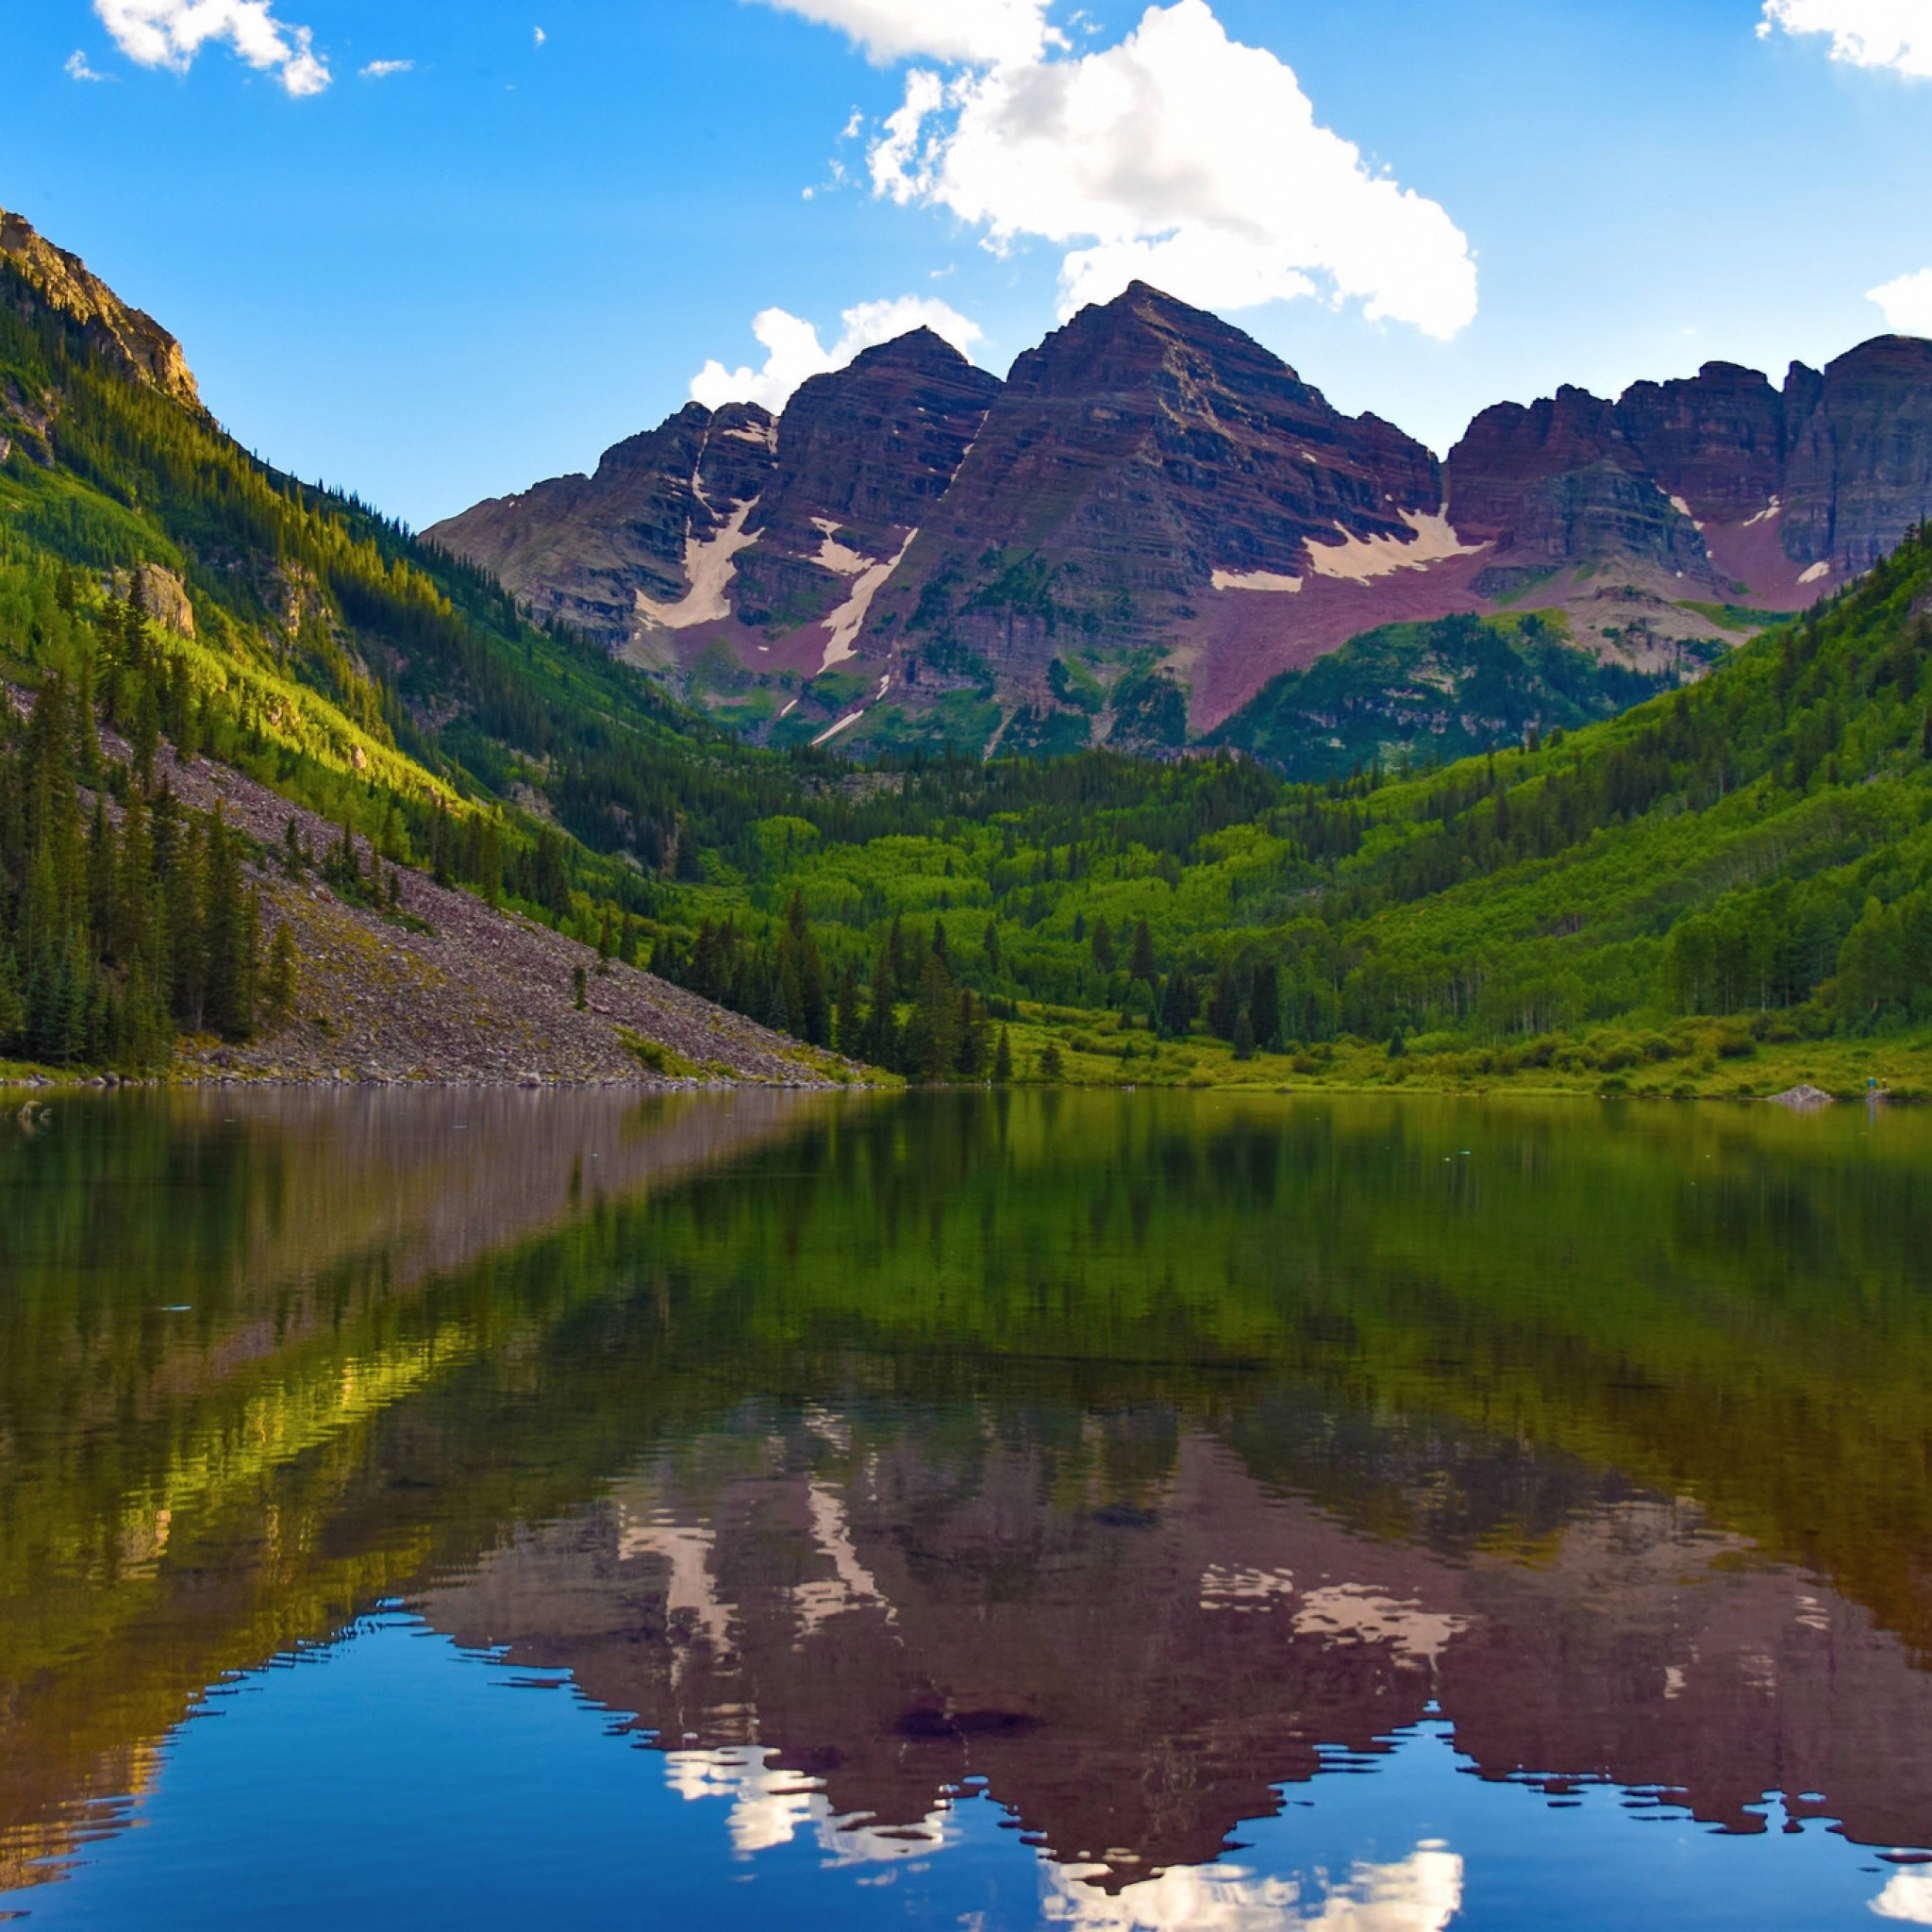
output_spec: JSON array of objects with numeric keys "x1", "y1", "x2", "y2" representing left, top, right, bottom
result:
[{"x1": 3, "y1": 1066, "x2": 1912, "y2": 1105}]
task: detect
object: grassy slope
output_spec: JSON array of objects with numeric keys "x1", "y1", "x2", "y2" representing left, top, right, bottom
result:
[
  {"x1": 6, "y1": 233, "x2": 1931, "y2": 1096},
  {"x1": 655, "y1": 529, "x2": 1932, "y2": 1094},
  {"x1": 1208, "y1": 608, "x2": 1708, "y2": 782}
]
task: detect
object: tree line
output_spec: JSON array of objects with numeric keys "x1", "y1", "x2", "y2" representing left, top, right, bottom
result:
[{"x1": 0, "y1": 673, "x2": 283, "y2": 1067}]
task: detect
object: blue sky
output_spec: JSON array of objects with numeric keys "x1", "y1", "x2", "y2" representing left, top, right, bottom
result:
[{"x1": 5, "y1": 1, "x2": 1930, "y2": 528}]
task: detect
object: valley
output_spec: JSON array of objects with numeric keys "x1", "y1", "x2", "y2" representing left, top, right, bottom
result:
[{"x1": 1, "y1": 205, "x2": 1928, "y2": 1098}]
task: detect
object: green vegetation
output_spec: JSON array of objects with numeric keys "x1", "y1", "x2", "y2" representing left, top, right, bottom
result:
[
  {"x1": 650, "y1": 534, "x2": 1932, "y2": 1086},
  {"x1": 0, "y1": 669, "x2": 258, "y2": 1067},
  {"x1": 5, "y1": 236, "x2": 1931, "y2": 1091},
  {"x1": 1208, "y1": 609, "x2": 1707, "y2": 782}
]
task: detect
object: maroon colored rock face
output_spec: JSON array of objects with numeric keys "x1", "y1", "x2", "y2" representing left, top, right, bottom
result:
[
  {"x1": 1784, "y1": 336, "x2": 1932, "y2": 573},
  {"x1": 431, "y1": 293, "x2": 1932, "y2": 751},
  {"x1": 1613, "y1": 361, "x2": 1787, "y2": 524},
  {"x1": 425, "y1": 402, "x2": 778, "y2": 646},
  {"x1": 1449, "y1": 341, "x2": 1932, "y2": 594},
  {"x1": 731, "y1": 331, "x2": 1000, "y2": 633},
  {"x1": 874, "y1": 284, "x2": 1442, "y2": 652}
]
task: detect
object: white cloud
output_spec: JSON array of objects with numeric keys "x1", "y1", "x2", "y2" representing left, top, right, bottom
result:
[
  {"x1": 1870, "y1": 267, "x2": 1932, "y2": 334},
  {"x1": 690, "y1": 295, "x2": 986, "y2": 412},
  {"x1": 66, "y1": 50, "x2": 112, "y2": 80},
  {"x1": 1758, "y1": 0, "x2": 1932, "y2": 76},
  {"x1": 534, "y1": 25, "x2": 547, "y2": 46},
  {"x1": 864, "y1": 0, "x2": 1476, "y2": 338},
  {"x1": 748, "y1": 0, "x2": 1058, "y2": 66},
  {"x1": 1873, "y1": 1868, "x2": 1932, "y2": 1924},
  {"x1": 1041, "y1": 1844, "x2": 1464, "y2": 1932},
  {"x1": 358, "y1": 58, "x2": 412, "y2": 79},
  {"x1": 93, "y1": 0, "x2": 330, "y2": 94}
]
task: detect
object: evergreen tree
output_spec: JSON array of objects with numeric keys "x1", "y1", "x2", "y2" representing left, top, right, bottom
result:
[
  {"x1": 262, "y1": 921, "x2": 299, "y2": 1028},
  {"x1": 865, "y1": 933, "x2": 899, "y2": 1070},
  {"x1": 1248, "y1": 961, "x2": 1281, "y2": 1050},
  {"x1": 993, "y1": 1026, "x2": 1013, "y2": 1082},
  {"x1": 1159, "y1": 968, "x2": 1198, "y2": 1037},
  {"x1": 777, "y1": 891, "x2": 829, "y2": 1044},
  {"x1": 834, "y1": 959, "x2": 863, "y2": 1057},
  {"x1": 904, "y1": 950, "x2": 962, "y2": 1081},
  {"x1": 1232, "y1": 1009, "x2": 1257, "y2": 1060},
  {"x1": 1208, "y1": 964, "x2": 1241, "y2": 1041},
  {"x1": 201, "y1": 811, "x2": 256, "y2": 1041},
  {"x1": 0, "y1": 948, "x2": 22, "y2": 1052},
  {"x1": 1129, "y1": 919, "x2": 1157, "y2": 984}
]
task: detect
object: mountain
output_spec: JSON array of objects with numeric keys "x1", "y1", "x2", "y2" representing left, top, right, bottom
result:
[
  {"x1": 434, "y1": 289, "x2": 1932, "y2": 763},
  {"x1": 6, "y1": 200, "x2": 1930, "y2": 1092},
  {"x1": 0, "y1": 203, "x2": 863, "y2": 1085},
  {"x1": 429, "y1": 330, "x2": 1000, "y2": 724}
]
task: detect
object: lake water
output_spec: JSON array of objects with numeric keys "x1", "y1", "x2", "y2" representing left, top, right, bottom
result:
[{"x1": 3, "y1": 1089, "x2": 1931, "y2": 1930}]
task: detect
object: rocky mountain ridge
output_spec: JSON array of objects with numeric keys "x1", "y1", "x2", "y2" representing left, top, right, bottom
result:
[
  {"x1": 432, "y1": 288, "x2": 1932, "y2": 758},
  {"x1": 0, "y1": 207, "x2": 202, "y2": 412}
]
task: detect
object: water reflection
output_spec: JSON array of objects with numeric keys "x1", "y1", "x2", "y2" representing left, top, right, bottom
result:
[{"x1": 3, "y1": 1090, "x2": 1930, "y2": 1926}]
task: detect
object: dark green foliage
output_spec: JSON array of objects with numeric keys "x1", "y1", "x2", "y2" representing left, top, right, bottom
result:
[
  {"x1": 1108, "y1": 670, "x2": 1189, "y2": 750},
  {"x1": 1212, "y1": 611, "x2": 1700, "y2": 782},
  {"x1": 0, "y1": 676, "x2": 254, "y2": 1066}
]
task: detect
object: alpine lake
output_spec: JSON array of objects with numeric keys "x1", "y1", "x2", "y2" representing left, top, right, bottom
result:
[{"x1": 3, "y1": 1086, "x2": 1931, "y2": 1931}]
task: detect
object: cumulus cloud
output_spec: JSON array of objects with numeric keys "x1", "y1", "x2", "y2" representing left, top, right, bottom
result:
[
  {"x1": 1041, "y1": 1843, "x2": 1464, "y2": 1932},
  {"x1": 690, "y1": 295, "x2": 985, "y2": 412},
  {"x1": 749, "y1": 0, "x2": 1058, "y2": 66},
  {"x1": 66, "y1": 50, "x2": 112, "y2": 80},
  {"x1": 93, "y1": 0, "x2": 331, "y2": 94},
  {"x1": 864, "y1": 0, "x2": 1475, "y2": 338},
  {"x1": 1757, "y1": 0, "x2": 1932, "y2": 76},
  {"x1": 1871, "y1": 268, "x2": 1932, "y2": 334},
  {"x1": 359, "y1": 58, "x2": 412, "y2": 79}
]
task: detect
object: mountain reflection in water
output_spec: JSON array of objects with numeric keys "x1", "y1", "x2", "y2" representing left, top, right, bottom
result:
[{"x1": 2, "y1": 1088, "x2": 1930, "y2": 1929}]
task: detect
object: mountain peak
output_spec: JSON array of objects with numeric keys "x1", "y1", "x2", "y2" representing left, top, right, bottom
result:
[{"x1": 0, "y1": 207, "x2": 202, "y2": 412}]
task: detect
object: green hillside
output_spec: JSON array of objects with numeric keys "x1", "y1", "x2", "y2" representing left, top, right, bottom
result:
[
  {"x1": 1208, "y1": 608, "x2": 1715, "y2": 783},
  {"x1": 3, "y1": 213, "x2": 1929, "y2": 1091},
  {"x1": 648, "y1": 529, "x2": 1932, "y2": 1091}
]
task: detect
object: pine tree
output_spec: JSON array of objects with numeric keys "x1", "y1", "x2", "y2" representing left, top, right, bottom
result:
[
  {"x1": 1208, "y1": 964, "x2": 1241, "y2": 1041},
  {"x1": 201, "y1": 810, "x2": 255, "y2": 1041},
  {"x1": 1159, "y1": 968, "x2": 1198, "y2": 1037},
  {"x1": 834, "y1": 959, "x2": 863, "y2": 1056},
  {"x1": 1248, "y1": 961, "x2": 1281, "y2": 1050},
  {"x1": 866, "y1": 933, "x2": 899, "y2": 1069},
  {"x1": 1129, "y1": 919, "x2": 1157, "y2": 984},
  {"x1": 992, "y1": 1026, "x2": 1013, "y2": 1082},
  {"x1": 262, "y1": 921, "x2": 298, "y2": 1027},
  {"x1": 1038, "y1": 1040, "x2": 1065, "y2": 1081},
  {"x1": 0, "y1": 948, "x2": 24, "y2": 1054},
  {"x1": 778, "y1": 891, "x2": 829, "y2": 1044},
  {"x1": 957, "y1": 989, "x2": 990, "y2": 1079},
  {"x1": 905, "y1": 950, "x2": 962, "y2": 1080}
]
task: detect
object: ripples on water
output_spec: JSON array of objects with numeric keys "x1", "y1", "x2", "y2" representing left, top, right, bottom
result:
[{"x1": 1, "y1": 1089, "x2": 1929, "y2": 1929}]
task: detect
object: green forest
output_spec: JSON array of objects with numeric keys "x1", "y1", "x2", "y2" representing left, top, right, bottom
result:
[{"x1": 2, "y1": 235, "x2": 1930, "y2": 1090}]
